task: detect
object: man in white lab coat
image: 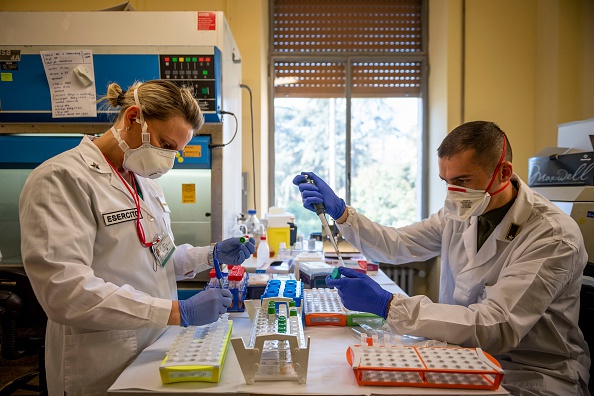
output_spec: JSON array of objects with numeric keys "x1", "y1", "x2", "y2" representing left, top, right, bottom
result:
[
  {"x1": 20, "y1": 80, "x2": 255, "y2": 395},
  {"x1": 294, "y1": 121, "x2": 590, "y2": 395}
]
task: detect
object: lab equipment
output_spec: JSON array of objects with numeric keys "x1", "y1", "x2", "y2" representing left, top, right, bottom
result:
[
  {"x1": 159, "y1": 316, "x2": 232, "y2": 383},
  {"x1": 531, "y1": 119, "x2": 594, "y2": 267},
  {"x1": 298, "y1": 261, "x2": 334, "y2": 288},
  {"x1": 346, "y1": 344, "x2": 504, "y2": 390},
  {"x1": 304, "y1": 288, "x2": 346, "y2": 326},
  {"x1": 265, "y1": 207, "x2": 294, "y2": 255},
  {"x1": 0, "y1": 11, "x2": 243, "y2": 267},
  {"x1": 325, "y1": 267, "x2": 393, "y2": 318},
  {"x1": 205, "y1": 265, "x2": 248, "y2": 312},
  {"x1": 245, "y1": 210, "x2": 263, "y2": 247},
  {"x1": 260, "y1": 279, "x2": 304, "y2": 308},
  {"x1": 257, "y1": 235, "x2": 271, "y2": 268},
  {"x1": 231, "y1": 297, "x2": 310, "y2": 384},
  {"x1": 299, "y1": 175, "x2": 346, "y2": 278}
]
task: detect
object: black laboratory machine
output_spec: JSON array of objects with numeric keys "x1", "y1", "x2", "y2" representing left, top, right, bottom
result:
[{"x1": 0, "y1": 11, "x2": 243, "y2": 272}]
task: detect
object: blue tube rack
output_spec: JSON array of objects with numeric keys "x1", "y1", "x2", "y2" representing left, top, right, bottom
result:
[{"x1": 260, "y1": 280, "x2": 303, "y2": 308}]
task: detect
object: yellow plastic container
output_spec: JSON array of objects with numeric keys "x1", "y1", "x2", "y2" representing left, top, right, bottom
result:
[{"x1": 267, "y1": 227, "x2": 290, "y2": 257}]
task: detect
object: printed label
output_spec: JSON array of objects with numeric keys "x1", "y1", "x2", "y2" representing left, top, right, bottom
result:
[{"x1": 102, "y1": 209, "x2": 142, "y2": 226}]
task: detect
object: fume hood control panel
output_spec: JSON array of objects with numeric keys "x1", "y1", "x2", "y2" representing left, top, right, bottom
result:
[{"x1": 159, "y1": 54, "x2": 218, "y2": 113}]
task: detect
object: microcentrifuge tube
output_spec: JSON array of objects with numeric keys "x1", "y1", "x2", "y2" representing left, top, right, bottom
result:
[
  {"x1": 372, "y1": 334, "x2": 379, "y2": 348},
  {"x1": 268, "y1": 305, "x2": 276, "y2": 322},
  {"x1": 360, "y1": 333, "x2": 367, "y2": 346}
]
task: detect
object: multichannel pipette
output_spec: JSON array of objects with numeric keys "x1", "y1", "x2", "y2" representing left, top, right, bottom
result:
[{"x1": 302, "y1": 176, "x2": 345, "y2": 279}]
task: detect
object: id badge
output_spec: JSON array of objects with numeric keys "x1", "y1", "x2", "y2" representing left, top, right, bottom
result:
[{"x1": 151, "y1": 232, "x2": 176, "y2": 268}]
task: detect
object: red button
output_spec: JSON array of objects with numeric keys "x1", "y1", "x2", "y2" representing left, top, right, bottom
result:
[
  {"x1": 206, "y1": 57, "x2": 211, "y2": 62},
  {"x1": 164, "y1": 57, "x2": 170, "y2": 62},
  {"x1": 199, "y1": 57, "x2": 204, "y2": 62}
]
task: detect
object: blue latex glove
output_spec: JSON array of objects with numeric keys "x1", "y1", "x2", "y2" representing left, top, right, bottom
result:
[
  {"x1": 179, "y1": 288, "x2": 232, "y2": 327},
  {"x1": 214, "y1": 237, "x2": 256, "y2": 264},
  {"x1": 325, "y1": 267, "x2": 393, "y2": 318},
  {"x1": 292, "y1": 172, "x2": 346, "y2": 220}
]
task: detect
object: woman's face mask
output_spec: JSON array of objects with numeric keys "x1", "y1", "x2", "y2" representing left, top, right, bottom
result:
[
  {"x1": 443, "y1": 138, "x2": 509, "y2": 222},
  {"x1": 111, "y1": 87, "x2": 178, "y2": 179}
]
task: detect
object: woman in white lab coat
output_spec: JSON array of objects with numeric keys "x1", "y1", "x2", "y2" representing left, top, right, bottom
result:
[
  {"x1": 295, "y1": 121, "x2": 590, "y2": 395},
  {"x1": 19, "y1": 80, "x2": 255, "y2": 395}
]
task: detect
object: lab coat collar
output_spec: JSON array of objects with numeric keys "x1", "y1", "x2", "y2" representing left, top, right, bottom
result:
[
  {"x1": 494, "y1": 174, "x2": 533, "y2": 241},
  {"x1": 78, "y1": 135, "x2": 112, "y2": 175},
  {"x1": 77, "y1": 136, "x2": 156, "y2": 219},
  {"x1": 459, "y1": 174, "x2": 531, "y2": 273}
]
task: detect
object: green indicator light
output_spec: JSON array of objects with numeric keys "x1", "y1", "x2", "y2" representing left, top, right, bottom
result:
[
  {"x1": 202, "y1": 70, "x2": 208, "y2": 75},
  {"x1": 186, "y1": 57, "x2": 191, "y2": 62},
  {"x1": 172, "y1": 57, "x2": 178, "y2": 62},
  {"x1": 192, "y1": 57, "x2": 198, "y2": 62}
]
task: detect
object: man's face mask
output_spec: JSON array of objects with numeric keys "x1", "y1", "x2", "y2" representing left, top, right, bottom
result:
[
  {"x1": 111, "y1": 86, "x2": 177, "y2": 179},
  {"x1": 443, "y1": 137, "x2": 509, "y2": 222}
]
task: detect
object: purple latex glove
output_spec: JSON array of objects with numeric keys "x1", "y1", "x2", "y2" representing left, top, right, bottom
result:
[
  {"x1": 214, "y1": 237, "x2": 256, "y2": 264},
  {"x1": 325, "y1": 267, "x2": 393, "y2": 318},
  {"x1": 179, "y1": 288, "x2": 232, "y2": 327},
  {"x1": 292, "y1": 172, "x2": 346, "y2": 220}
]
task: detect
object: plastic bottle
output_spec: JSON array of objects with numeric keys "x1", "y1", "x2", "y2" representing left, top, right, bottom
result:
[
  {"x1": 278, "y1": 242, "x2": 289, "y2": 260},
  {"x1": 257, "y1": 235, "x2": 270, "y2": 268},
  {"x1": 245, "y1": 209, "x2": 262, "y2": 248}
]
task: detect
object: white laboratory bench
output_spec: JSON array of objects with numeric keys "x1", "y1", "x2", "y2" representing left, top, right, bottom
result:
[{"x1": 108, "y1": 271, "x2": 508, "y2": 395}]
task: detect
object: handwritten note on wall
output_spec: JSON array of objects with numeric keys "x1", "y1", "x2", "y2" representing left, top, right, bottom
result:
[{"x1": 40, "y1": 50, "x2": 97, "y2": 118}]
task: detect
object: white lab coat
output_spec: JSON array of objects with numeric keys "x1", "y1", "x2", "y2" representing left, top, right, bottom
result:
[
  {"x1": 19, "y1": 136, "x2": 211, "y2": 395},
  {"x1": 339, "y1": 175, "x2": 591, "y2": 395}
]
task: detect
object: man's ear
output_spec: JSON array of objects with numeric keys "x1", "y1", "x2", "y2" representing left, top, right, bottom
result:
[{"x1": 500, "y1": 161, "x2": 513, "y2": 181}]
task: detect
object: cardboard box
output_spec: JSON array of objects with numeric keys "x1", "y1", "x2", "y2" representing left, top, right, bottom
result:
[{"x1": 528, "y1": 148, "x2": 594, "y2": 187}]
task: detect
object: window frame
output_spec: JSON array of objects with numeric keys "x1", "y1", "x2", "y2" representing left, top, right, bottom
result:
[{"x1": 268, "y1": 0, "x2": 429, "y2": 219}]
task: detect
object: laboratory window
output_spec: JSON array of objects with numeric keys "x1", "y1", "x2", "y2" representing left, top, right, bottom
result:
[{"x1": 270, "y1": 0, "x2": 428, "y2": 238}]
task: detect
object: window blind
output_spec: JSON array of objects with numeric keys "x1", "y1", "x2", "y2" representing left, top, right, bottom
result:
[{"x1": 272, "y1": 0, "x2": 423, "y2": 98}]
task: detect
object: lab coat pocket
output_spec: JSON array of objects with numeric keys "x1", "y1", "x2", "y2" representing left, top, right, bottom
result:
[{"x1": 64, "y1": 329, "x2": 137, "y2": 395}]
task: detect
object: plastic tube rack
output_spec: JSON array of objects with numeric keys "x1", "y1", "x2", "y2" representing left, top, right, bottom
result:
[
  {"x1": 346, "y1": 344, "x2": 504, "y2": 390},
  {"x1": 205, "y1": 265, "x2": 248, "y2": 312},
  {"x1": 304, "y1": 288, "x2": 347, "y2": 326},
  {"x1": 159, "y1": 316, "x2": 233, "y2": 384},
  {"x1": 231, "y1": 297, "x2": 310, "y2": 384}
]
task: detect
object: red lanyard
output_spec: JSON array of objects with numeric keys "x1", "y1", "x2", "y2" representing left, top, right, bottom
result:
[{"x1": 103, "y1": 155, "x2": 153, "y2": 248}]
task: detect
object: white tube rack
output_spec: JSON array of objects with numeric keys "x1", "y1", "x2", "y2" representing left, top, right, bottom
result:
[{"x1": 231, "y1": 297, "x2": 311, "y2": 384}]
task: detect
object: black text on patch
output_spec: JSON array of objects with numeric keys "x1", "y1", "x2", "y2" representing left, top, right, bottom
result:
[{"x1": 103, "y1": 209, "x2": 142, "y2": 226}]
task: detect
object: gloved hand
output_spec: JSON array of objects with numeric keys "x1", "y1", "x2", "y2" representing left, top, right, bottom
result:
[
  {"x1": 325, "y1": 267, "x2": 393, "y2": 318},
  {"x1": 214, "y1": 237, "x2": 256, "y2": 264},
  {"x1": 179, "y1": 288, "x2": 232, "y2": 327},
  {"x1": 292, "y1": 172, "x2": 346, "y2": 220}
]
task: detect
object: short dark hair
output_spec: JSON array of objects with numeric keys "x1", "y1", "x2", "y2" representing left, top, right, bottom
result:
[{"x1": 437, "y1": 121, "x2": 512, "y2": 174}]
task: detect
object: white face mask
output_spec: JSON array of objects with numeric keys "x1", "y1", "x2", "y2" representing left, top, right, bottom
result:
[
  {"x1": 442, "y1": 136, "x2": 510, "y2": 222},
  {"x1": 443, "y1": 185, "x2": 492, "y2": 222},
  {"x1": 111, "y1": 87, "x2": 178, "y2": 179}
]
